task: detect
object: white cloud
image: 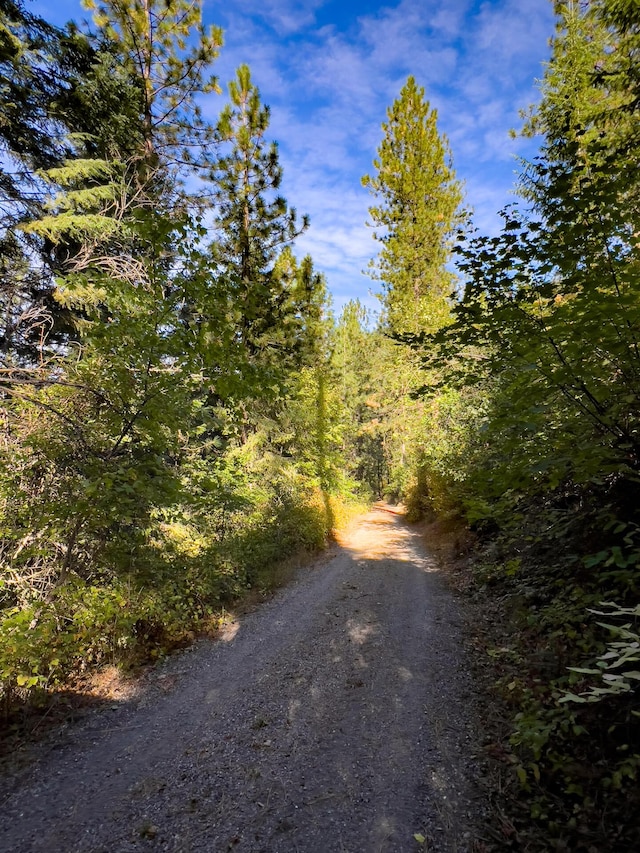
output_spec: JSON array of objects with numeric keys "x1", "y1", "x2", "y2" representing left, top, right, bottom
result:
[
  {"x1": 429, "y1": 2, "x2": 473, "y2": 37},
  {"x1": 215, "y1": 0, "x2": 552, "y2": 298},
  {"x1": 46, "y1": 0, "x2": 555, "y2": 307},
  {"x1": 220, "y1": 0, "x2": 327, "y2": 35}
]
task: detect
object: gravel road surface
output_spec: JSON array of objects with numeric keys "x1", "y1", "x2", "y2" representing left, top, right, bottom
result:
[{"x1": 1, "y1": 505, "x2": 483, "y2": 852}]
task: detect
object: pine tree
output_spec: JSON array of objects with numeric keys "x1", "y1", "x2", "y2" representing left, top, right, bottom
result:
[
  {"x1": 83, "y1": 0, "x2": 222, "y2": 171},
  {"x1": 0, "y1": 0, "x2": 127, "y2": 363},
  {"x1": 330, "y1": 301, "x2": 385, "y2": 496},
  {"x1": 208, "y1": 64, "x2": 309, "y2": 403},
  {"x1": 284, "y1": 255, "x2": 343, "y2": 519},
  {"x1": 359, "y1": 78, "x2": 465, "y2": 504},
  {"x1": 362, "y1": 75, "x2": 464, "y2": 336}
]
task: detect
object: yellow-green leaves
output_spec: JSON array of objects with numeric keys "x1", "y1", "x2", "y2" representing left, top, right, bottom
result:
[{"x1": 24, "y1": 212, "x2": 123, "y2": 242}]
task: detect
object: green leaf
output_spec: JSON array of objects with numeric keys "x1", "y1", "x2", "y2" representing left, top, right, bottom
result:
[
  {"x1": 559, "y1": 693, "x2": 588, "y2": 704},
  {"x1": 16, "y1": 674, "x2": 39, "y2": 688},
  {"x1": 568, "y1": 667, "x2": 600, "y2": 675}
]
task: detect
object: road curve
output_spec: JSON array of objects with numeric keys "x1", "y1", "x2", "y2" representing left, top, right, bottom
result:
[{"x1": 1, "y1": 505, "x2": 482, "y2": 853}]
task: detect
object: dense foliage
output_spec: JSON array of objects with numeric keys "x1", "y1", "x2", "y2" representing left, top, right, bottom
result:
[
  {"x1": 3, "y1": 0, "x2": 640, "y2": 847},
  {"x1": 396, "y1": 2, "x2": 640, "y2": 848},
  {"x1": 352, "y1": 2, "x2": 640, "y2": 848},
  {"x1": 0, "y1": 0, "x2": 363, "y2": 720}
]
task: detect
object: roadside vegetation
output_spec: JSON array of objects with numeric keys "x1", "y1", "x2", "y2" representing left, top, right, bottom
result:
[
  {"x1": 370, "y1": 3, "x2": 640, "y2": 849},
  {"x1": 1, "y1": 0, "x2": 639, "y2": 848},
  {"x1": 0, "y1": 0, "x2": 367, "y2": 723}
]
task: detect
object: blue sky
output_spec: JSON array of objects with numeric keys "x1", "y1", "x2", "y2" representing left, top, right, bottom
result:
[{"x1": 33, "y1": 0, "x2": 555, "y2": 312}]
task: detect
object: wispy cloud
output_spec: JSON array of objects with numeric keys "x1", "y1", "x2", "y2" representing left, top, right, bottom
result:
[
  {"x1": 42, "y1": 0, "x2": 555, "y2": 312},
  {"x1": 229, "y1": 0, "x2": 326, "y2": 35}
]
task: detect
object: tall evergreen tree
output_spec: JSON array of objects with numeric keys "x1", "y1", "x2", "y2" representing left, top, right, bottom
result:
[
  {"x1": 359, "y1": 78, "x2": 465, "y2": 504},
  {"x1": 208, "y1": 64, "x2": 309, "y2": 403},
  {"x1": 83, "y1": 0, "x2": 222, "y2": 171},
  {"x1": 362, "y1": 75, "x2": 463, "y2": 336}
]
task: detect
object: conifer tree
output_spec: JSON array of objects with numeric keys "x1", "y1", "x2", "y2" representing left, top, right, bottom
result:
[
  {"x1": 290, "y1": 252, "x2": 332, "y2": 367},
  {"x1": 331, "y1": 301, "x2": 389, "y2": 496},
  {"x1": 285, "y1": 255, "x2": 343, "y2": 517},
  {"x1": 209, "y1": 64, "x2": 309, "y2": 402},
  {"x1": 83, "y1": 0, "x2": 222, "y2": 171},
  {"x1": 359, "y1": 78, "x2": 465, "y2": 504},
  {"x1": 0, "y1": 0, "x2": 134, "y2": 362},
  {"x1": 362, "y1": 76, "x2": 463, "y2": 336}
]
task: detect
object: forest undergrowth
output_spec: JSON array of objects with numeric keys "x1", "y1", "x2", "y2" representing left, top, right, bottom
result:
[
  {"x1": 427, "y1": 486, "x2": 640, "y2": 852},
  {"x1": 0, "y1": 0, "x2": 368, "y2": 730},
  {"x1": 2, "y1": 0, "x2": 640, "y2": 847},
  {"x1": 1, "y1": 487, "x2": 365, "y2": 752}
]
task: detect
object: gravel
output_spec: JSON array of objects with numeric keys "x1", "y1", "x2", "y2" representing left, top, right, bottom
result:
[{"x1": 0, "y1": 505, "x2": 485, "y2": 853}]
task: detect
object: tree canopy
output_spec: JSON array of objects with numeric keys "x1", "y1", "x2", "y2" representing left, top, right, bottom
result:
[{"x1": 2, "y1": 2, "x2": 640, "y2": 847}]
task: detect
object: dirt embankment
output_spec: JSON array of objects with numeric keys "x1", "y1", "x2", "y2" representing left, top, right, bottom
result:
[{"x1": 1, "y1": 505, "x2": 485, "y2": 853}]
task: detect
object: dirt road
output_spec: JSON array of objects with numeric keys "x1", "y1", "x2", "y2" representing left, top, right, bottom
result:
[{"x1": 1, "y1": 505, "x2": 482, "y2": 852}]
